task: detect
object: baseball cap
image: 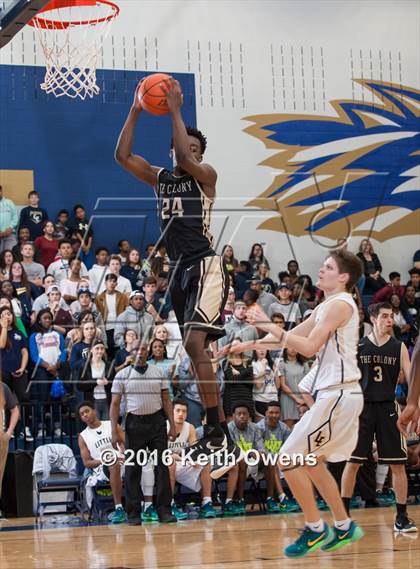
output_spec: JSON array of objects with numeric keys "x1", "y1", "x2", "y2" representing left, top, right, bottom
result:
[
  {"x1": 277, "y1": 282, "x2": 291, "y2": 290},
  {"x1": 77, "y1": 288, "x2": 92, "y2": 298},
  {"x1": 129, "y1": 290, "x2": 145, "y2": 300},
  {"x1": 46, "y1": 285, "x2": 60, "y2": 295}
]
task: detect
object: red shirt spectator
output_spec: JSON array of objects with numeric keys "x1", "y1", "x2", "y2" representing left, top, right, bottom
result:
[
  {"x1": 372, "y1": 271, "x2": 405, "y2": 303},
  {"x1": 34, "y1": 221, "x2": 59, "y2": 269}
]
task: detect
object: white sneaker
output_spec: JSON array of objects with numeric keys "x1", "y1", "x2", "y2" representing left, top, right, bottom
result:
[
  {"x1": 25, "y1": 427, "x2": 34, "y2": 441},
  {"x1": 54, "y1": 428, "x2": 62, "y2": 437},
  {"x1": 37, "y1": 429, "x2": 45, "y2": 439}
]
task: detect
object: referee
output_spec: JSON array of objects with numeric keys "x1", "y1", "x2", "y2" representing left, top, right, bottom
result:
[{"x1": 110, "y1": 339, "x2": 176, "y2": 525}]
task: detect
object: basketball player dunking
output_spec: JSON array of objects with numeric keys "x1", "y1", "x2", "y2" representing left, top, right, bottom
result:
[
  {"x1": 341, "y1": 302, "x2": 417, "y2": 533},
  {"x1": 226, "y1": 250, "x2": 365, "y2": 557},
  {"x1": 115, "y1": 79, "x2": 237, "y2": 467}
]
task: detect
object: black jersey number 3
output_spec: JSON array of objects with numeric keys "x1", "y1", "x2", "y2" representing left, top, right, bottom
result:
[{"x1": 161, "y1": 197, "x2": 184, "y2": 220}]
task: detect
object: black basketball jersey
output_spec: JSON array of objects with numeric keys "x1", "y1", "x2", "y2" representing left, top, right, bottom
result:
[
  {"x1": 358, "y1": 336, "x2": 402, "y2": 402},
  {"x1": 156, "y1": 168, "x2": 215, "y2": 264}
]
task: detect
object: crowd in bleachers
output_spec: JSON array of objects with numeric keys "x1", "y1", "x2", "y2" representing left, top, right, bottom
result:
[{"x1": 1, "y1": 187, "x2": 420, "y2": 520}]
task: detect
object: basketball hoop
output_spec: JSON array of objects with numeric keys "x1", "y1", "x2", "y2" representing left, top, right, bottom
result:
[{"x1": 28, "y1": 0, "x2": 119, "y2": 99}]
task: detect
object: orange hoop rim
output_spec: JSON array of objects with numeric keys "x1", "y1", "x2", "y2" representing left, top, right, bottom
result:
[{"x1": 28, "y1": 0, "x2": 119, "y2": 29}]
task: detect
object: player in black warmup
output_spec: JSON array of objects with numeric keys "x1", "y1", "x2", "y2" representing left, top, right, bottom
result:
[
  {"x1": 341, "y1": 302, "x2": 417, "y2": 533},
  {"x1": 115, "y1": 78, "x2": 239, "y2": 470}
]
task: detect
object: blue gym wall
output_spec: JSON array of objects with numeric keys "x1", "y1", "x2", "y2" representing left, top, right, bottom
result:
[{"x1": 0, "y1": 65, "x2": 197, "y2": 254}]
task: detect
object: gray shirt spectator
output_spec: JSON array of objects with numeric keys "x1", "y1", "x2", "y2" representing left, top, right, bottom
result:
[
  {"x1": 268, "y1": 301, "x2": 302, "y2": 323},
  {"x1": 256, "y1": 417, "x2": 291, "y2": 454},
  {"x1": 114, "y1": 292, "x2": 154, "y2": 347},
  {"x1": 218, "y1": 302, "x2": 259, "y2": 358},
  {"x1": 228, "y1": 420, "x2": 265, "y2": 452},
  {"x1": 111, "y1": 364, "x2": 169, "y2": 415}
]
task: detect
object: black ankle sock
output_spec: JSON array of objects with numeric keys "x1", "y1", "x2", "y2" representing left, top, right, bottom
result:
[
  {"x1": 342, "y1": 497, "x2": 351, "y2": 517},
  {"x1": 396, "y1": 503, "x2": 407, "y2": 518},
  {"x1": 206, "y1": 406, "x2": 219, "y2": 426},
  {"x1": 220, "y1": 421, "x2": 233, "y2": 444}
]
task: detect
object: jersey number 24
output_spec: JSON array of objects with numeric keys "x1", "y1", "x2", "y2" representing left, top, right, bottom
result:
[{"x1": 161, "y1": 197, "x2": 184, "y2": 219}]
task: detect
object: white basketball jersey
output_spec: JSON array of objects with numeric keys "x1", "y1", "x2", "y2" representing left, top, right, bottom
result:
[
  {"x1": 303, "y1": 292, "x2": 361, "y2": 391},
  {"x1": 80, "y1": 420, "x2": 113, "y2": 460},
  {"x1": 168, "y1": 421, "x2": 191, "y2": 454}
]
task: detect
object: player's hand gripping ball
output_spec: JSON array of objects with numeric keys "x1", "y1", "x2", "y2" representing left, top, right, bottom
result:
[{"x1": 138, "y1": 73, "x2": 172, "y2": 115}]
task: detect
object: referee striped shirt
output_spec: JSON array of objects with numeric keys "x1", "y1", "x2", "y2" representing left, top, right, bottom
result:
[{"x1": 111, "y1": 364, "x2": 169, "y2": 415}]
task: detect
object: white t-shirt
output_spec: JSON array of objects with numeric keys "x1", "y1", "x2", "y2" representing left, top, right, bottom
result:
[
  {"x1": 80, "y1": 420, "x2": 112, "y2": 460},
  {"x1": 96, "y1": 271, "x2": 132, "y2": 295},
  {"x1": 47, "y1": 258, "x2": 88, "y2": 286},
  {"x1": 268, "y1": 301, "x2": 302, "y2": 323},
  {"x1": 252, "y1": 360, "x2": 279, "y2": 403},
  {"x1": 105, "y1": 293, "x2": 117, "y2": 330},
  {"x1": 60, "y1": 279, "x2": 80, "y2": 299},
  {"x1": 91, "y1": 361, "x2": 107, "y2": 400}
]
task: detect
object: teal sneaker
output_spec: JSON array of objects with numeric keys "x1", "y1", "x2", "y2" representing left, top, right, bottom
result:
[
  {"x1": 279, "y1": 495, "x2": 300, "y2": 513},
  {"x1": 171, "y1": 504, "x2": 188, "y2": 520},
  {"x1": 316, "y1": 497, "x2": 328, "y2": 510},
  {"x1": 384, "y1": 488, "x2": 396, "y2": 505},
  {"x1": 141, "y1": 505, "x2": 159, "y2": 522},
  {"x1": 321, "y1": 521, "x2": 364, "y2": 552},
  {"x1": 200, "y1": 502, "x2": 217, "y2": 518},
  {"x1": 376, "y1": 490, "x2": 393, "y2": 507},
  {"x1": 266, "y1": 497, "x2": 280, "y2": 513},
  {"x1": 235, "y1": 499, "x2": 246, "y2": 515},
  {"x1": 223, "y1": 501, "x2": 237, "y2": 516},
  {"x1": 110, "y1": 506, "x2": 126, "y2": 524},
  {"x1": 284, "y1": 523, "x2": 333, "y2": 558}
]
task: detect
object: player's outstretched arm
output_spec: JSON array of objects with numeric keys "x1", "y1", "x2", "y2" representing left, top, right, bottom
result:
[
  {"x1": 115, "y1": 82, "x2": 160, "y2": 188},
  {"x1": 164, "y1": 79, "x2": 217, "y2": 197}
]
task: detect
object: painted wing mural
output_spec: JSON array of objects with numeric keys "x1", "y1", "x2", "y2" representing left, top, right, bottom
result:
[{"x1": 243, "y1": 79, "x2": 420, "y2": 242}]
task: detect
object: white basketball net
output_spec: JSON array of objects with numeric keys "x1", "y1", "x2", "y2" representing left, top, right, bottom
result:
[{"x1": 30, "y1": 2, "x2": 118, "y2": 100}]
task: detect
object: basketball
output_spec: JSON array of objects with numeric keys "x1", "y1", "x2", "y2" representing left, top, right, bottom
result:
[{"x1": 138, "y1": 73, "x2": 172, "y2": 115}]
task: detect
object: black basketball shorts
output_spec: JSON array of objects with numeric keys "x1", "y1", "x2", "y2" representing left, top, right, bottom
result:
[
  {"x1": 350, "y1": 400, "x2": 407, "y2": 464},
  {"x1": 169, "y1": 254, "x2": 229, "y2": 343}
]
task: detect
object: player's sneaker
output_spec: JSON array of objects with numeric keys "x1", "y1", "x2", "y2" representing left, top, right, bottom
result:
[
  {"x1": 266, "y1": 497, "x2": 280, "y2": 513},
  {"x1": 200, "y1": 502, "x2": 217, "y2": 518},
  {"x1": 187, "y1": 425, "x2": 227, "y2": 463},
  {"x1": 394, "y1": 516, "x2": 418, "y2": 533},
  {"x1": 321, "y1": 521, "x2": 364, "y2": 552},
  {"x1": 110, "y1": 506, "x2": 126, "y2": 524},
  {"x1": 141, "y1": 505, "x2": 159, "y2": 522},
  {"x1": 223, "y1": 501, "x2": 237, "y2": 516},
  {"x1": 279, "y1": 495, "x2": 300, "y2": 513},
  {"x1": 171, "y1": 504, "x2": 188, "y2": 520},
  {"x1": 284, "y1": 522, "x2": 333, "y2": 558},
  {"x1": 376, "y1": 489, "x2": 394, "y2": 507},
  {"x1": 235, "y1": 499, "x2": 246, "y2": 515},
  {"x1": 210, "y1": 443, "x2": 245, "y2": 480}
]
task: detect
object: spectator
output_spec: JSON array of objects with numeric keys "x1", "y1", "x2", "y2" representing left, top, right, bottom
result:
[
  {"x1": 252, "y1": 348, "x2": 280, "y2": 418},
  {"x1": 222, "y1": 340, "x2": 254, "y2": 420},
  {"x1": 66, "y1": 310, "x2": 106, "y2": 355},
  {"x1": 269, "y1": 313, "x2": 286, "y2": 360},
  {"x1": 256, "y1": 402, "x2": 298, "y2": 513},
  {"x1": 0, "y1": 185, "x2": 18, "y2": 253},
  {"x1": 153, "y1": 323, "x2": 180, "y2": 359},
  {"x1": 12, "y1": 226, "x2": 40, "y2": 262},
  {"x1": 224, "y1": 403, "x2": 265, "y2": 515},
  {"x1": 248, "y1": 243, "x2": 270, "y2": 275},
  {"x1": 174, "y1": 352, "x2": 205, "y2": 427},
  {"x1": 114, "y1": 291, "x2": 154, "y2": 348},
  {"x1": 249, "y1": 278, "x2": 278, "y2": 313},
  {"x1": 390, "y1": 293, "x2": 411, "y2": 342},
  {"x1": 291, "y1": 281, "x2": 311, "y2": 315},
  {"x1": 143, "y1": 276, "x2": 171, "y2": 322},
  {"x1": 277, "y1": 271, "x2": 291, "y2": 286},
  {"x1": 10, "y1": 261, "x2": 36, "y2": 320},
  {"x1": 60, "y1": 258, "x2": 88, "y2": 304},
  {"x1": 70, "y1": 288, "x2": 106, "y2": 336},
  {"x1": 114, "y1": 329, "x2": 138, "y2": 373},
  {"x1": 372, "y1": 271, "x2": 405, "y2": 303},
  {"x1": 148, "y1": 338, "x2": 176, "y2": 398},
  {"x1": 233, "y1": 260, "x2": 253, "y2": 300},
  {"x1": 0, "y1": 249, "x2": 14, "y2": 280},
  {"x1": 0, "y1": 305, "x2": 31, "y2": 439},
  {"x1": 31, "y1": 274, "x2": 60, "y2": 318},
  {"x1": 20, "y1": 242, "x2": 45, "y2": 287},
  {"x1": 97, "y1": 255, "x2": 132, "y2": 296},
  {"x1": 221, "y1": 287, "x2": 235, "y2": 323},
  {"x1": 18, "y1": 191, "x2": 48, "y2": 240},
  {"x1": 167, "y1": 399, "x2": 217, "y2": 519},
  {"x1": 95, "y1": 274, "x2": 129, "y2": 355},
  {"x1": 407, "y1": 268, "x2": 420, "y2": 298},
  {"x1": 54, "y1": 209, "x2": 71, "y2": 240},
  {"x1": 357, "y1": 239, "x2": 386, "y2": 293},
  {"x1": 70, "y1": 320, "x2": 100, "y2": 370},
  {"x1": 88, "y1": 247, "x2": 110, "y2": 296},
  {"x1": 150, "y1": 256, "x2": 167, "y2": 279},
  {"x1": 278, "y1": 348, "x2": 309, "y2": 429},
  {"x1": 71, "y1": 204, "x2": 94, "y2": 268},
  {"x1": 46, "y1": 285, "x2": 74, "y2": 336},
  {"x1": 218, "y1": 301, "x2": 258, "y2": 359},
  {"x1": 358, "y1": 306, "x2": 373, "y2": 338},
  {"x1": 222, "y1": 244, "x2": 238, "y2": 276},
  {"x1": 287, "y1": 260, "x2": 300, "y2": 285},
  {"x1": 403, "y1": 285, "x2": 419, "y2": 322},
  {"x1": 0, "y1": 382, "x2": 19, "y2": 501},
  {"x1": 257, "y1": 263, "x2": 276, "y2": 294},
  {"x1": 120, "y1": 248, "x2": 145, "y2": 290},
  {"x1": 29, "y1": 308, "x2": 67, "y2": 438},
  {"x1": 117, "y1": 239, "x2": 131, "y2": 264},
  {"x1": 47, "y1": 238, "x2": 88, "y2": 287},
  {"x1": 34, "y1": 221, "x2": 59, "y2": 269},
  {"x1": 268, "y1": 283, "x2": 302, "y2": 326},
  {"x1": 0, "y1": 280, "x2": 30, "y2": 334},
  {"x1": 76, "y1": 341, "x2": 114, "y2": 419},
  {"x1": 297, "y1": 274, "x2": 318, "y2": 308}
]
